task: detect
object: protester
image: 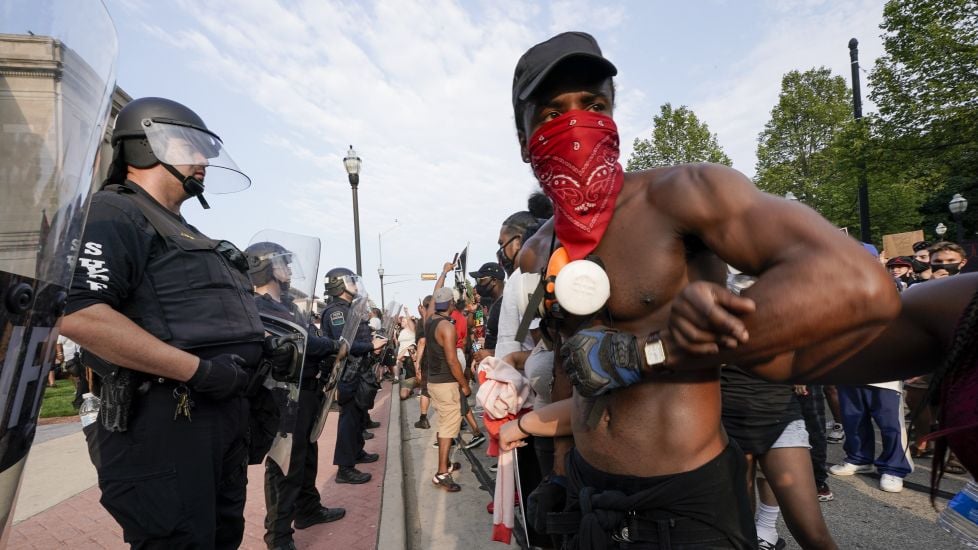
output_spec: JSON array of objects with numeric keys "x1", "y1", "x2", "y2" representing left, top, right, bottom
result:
[
  {"x1": 796, "y1": 384, "x2": 834, "y2": 502},
  {"x1": 426, "y1": 286, "x2": 471, "y2": 492},
  {"x1": 414, "y1": 296, "x2": 434, "y2": 429},
  {"x1": 61, "y1": 97, "x2": 265, "y2": 548},
  {"x1": 470, "y1": 262, "x2": 506, "y2": 363},
  {"x1": 886, "y1": 256, "x2": 914, "y2": 291},
  {"x1": 498, "y1": 31, "x2": 897, "y2": 549},
  {"x1": 928, "y1": 240, "x2": 967, "y2": 279}
]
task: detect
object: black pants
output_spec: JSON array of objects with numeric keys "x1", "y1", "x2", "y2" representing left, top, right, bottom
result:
[
  {"x1": 85, "y1": 385, "x2": 249, "y2": 549},
  {"x1": 264, "y1": 387, "x2": 325, "y2": 547},
  {"x1": 799, "y1": 385, "x2": 829, "y2": 486},
  {"x1": 552, "y1": 443, "x2": 755, "y2": 550},
  {"x1": 333, "y1": 379, "x2": 366, "y2": 467}
]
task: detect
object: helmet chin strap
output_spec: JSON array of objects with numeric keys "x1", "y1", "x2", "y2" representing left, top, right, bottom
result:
[{"x1": 162, "y1": 163, "x2": 210, "y2": 209}]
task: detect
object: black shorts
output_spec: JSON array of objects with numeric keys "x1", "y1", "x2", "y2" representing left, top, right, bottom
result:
[{"x1": 550, "y1": 443, "x2": 755, "y2": 549}]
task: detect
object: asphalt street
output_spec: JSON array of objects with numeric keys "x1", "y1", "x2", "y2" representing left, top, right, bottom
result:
[{"x1": 400, "y1": 391, "x2": 972, "y2": 549}]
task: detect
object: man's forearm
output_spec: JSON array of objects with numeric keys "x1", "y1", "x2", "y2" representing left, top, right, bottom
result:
[{"x1": 61, "y1": 303, "x2": 199, "y2": 381}]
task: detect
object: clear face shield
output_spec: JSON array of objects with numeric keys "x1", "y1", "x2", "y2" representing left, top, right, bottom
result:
[
  {"x1": 339, "y1": 274, "x2": 364, "y2": 298},
  {"x1": 142, "y1": 119, "x2": 251, "y2": 194},
  {"x1": 247, "y1": 230, "x2": 322, "y2": 324}
]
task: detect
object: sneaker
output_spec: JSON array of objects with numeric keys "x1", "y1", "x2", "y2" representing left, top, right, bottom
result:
[
  {"x1": 816, "y1": 482, "x2": 835, "y2": 502},
  {"x1": 294, "y1": 506, "x2": 346, "y2": 529},
  {"x1": 829, "y1": 462, "x2": 873, "y2": 476},
  {"x1": 432, "y1": 438, "x2": 457, "y2": 449},
  {"x1": 826, "y1": 423, "x2": 845, "y2": 443},
  {"x1": 335, "y1": 466, "x2": 371, "y2": 484},
  {"x1": 757, "y1": 538, "x2": 786, "y2": 550},
  {"x1": 880, "y1": 473, "x2": 904, "y2": 493},
  {"x1": 355, "y1": 451, "x2": 379, "y2": 464},
  {"x1": 488, "y1": 462, "x2": 498, "y2": 473},
  {"x1": 414, "y1": 416, "x2": 430, "y2": 429},
  {"x1": 464, "y1": 433, "x2": 487, "y2": 449},
  {"x1": 362, "y1": 430, "x2": 375, "y2": 440},
  {"x1": 432, "y1": 472, "x2": 461, "y2": 492}
]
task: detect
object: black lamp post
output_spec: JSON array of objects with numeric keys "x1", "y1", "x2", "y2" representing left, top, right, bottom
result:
[
  {"x1": 849, "y1": 38, "x2": 871, "y2": 243},
  {"x1": 343, "y1": 145, "x2": 363, "y2": 275},
  {"x1": 949, "y1": 193, "x2": 968, "y2": 243}
]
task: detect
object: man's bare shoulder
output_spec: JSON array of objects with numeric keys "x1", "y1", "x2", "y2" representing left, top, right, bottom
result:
[
  {"x1": 628, "y1": 163, "x2": 768, "y2": 227},
  {"x1": 516, "y1": 217, "x2": 554, "y2": 273}
]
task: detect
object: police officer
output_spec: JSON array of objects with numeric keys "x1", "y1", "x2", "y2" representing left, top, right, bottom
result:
[
  {"x1": 245, "y1": 241, "x2": 346, "y2": 550},
  {"x1": 61, "y1": 97, "x2": 263, "y2": 549},
  {"x1": 321, "y1": 267, "x2": 383, "y2": 484}
]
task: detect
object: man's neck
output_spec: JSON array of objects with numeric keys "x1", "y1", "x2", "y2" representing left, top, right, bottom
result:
[
  {"x1": 128, "y1": 171, "x2": 187, "y2": 214},
  {"x1": 256, "y1": 283, "x2": 282, "y2": 302}
]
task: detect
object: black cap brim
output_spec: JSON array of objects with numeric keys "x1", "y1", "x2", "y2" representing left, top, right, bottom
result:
[{"x1": 518, "y1": 52, "x2": 618, "y2": 103}]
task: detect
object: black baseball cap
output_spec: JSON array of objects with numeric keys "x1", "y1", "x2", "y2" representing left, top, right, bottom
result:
[
  {"x1": 469, "y1": 262, "x2": 506, "y2": 280},
  {"x1": 512, "y1": 32, "x2": 618, "y2": 125}
]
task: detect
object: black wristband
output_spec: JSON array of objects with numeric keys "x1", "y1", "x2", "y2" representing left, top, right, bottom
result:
[{"x1": 517, "y1": 415, "x2": 531, "y2": 437}]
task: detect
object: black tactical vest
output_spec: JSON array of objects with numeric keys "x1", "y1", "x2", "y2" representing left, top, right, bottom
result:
[{"x1": 106, "y1": 183, "x2": 264, "y2": 350}]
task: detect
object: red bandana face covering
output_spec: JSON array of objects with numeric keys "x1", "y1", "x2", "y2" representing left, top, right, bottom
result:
[{"x1": 528, "y1": 110, "x2": 624, "y2": 261}]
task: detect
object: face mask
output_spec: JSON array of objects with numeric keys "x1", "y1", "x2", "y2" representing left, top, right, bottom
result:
[
  {"x1": 496, "y1": 235, "x2": 519, "y2": 274},
  {"x1": 475, "y1": 282, "x2": 493, "y2": 299},
  {"x1": 931, "y1": 262, "x2": 961, "y2": 275},
  {"x1": 911, "y1": 257, "x2": 931, "y2": 274},
  {"x1": 528, "y1": 110, "x2": 623, "y2": 261}
]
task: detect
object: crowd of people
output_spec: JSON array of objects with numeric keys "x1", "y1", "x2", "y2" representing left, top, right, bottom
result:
[{"x1": 34, "y1": 25, "x2": 976, "y2": 550}]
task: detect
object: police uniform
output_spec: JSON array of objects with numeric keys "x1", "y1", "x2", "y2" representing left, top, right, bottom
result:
[
  {"x1": 253, "y1": 294, "x2": 344, "y2": 548},
  {"x1": 321, "y1": 297, "x2": 375, "y2": 477},
  {"x1": 68, "y1": 180, "x2": 264, "y2": 548}
]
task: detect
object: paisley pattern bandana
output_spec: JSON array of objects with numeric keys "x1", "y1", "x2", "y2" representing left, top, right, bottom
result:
[{"x1": 528, "y1": 110, "x2": 623, "y2": 261}]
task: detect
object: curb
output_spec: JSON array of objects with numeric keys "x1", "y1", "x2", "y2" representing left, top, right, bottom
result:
[{"x1": 377, "y1": 387, "x2": 406, "y2": 550}]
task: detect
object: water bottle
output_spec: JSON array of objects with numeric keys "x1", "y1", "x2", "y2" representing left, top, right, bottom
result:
[
  {"x1": 938, "y1": 480, "x2": 978, "y2": 548},
  {"x1": 78, "y1": 392, "x2": 100, "y2": 427}
]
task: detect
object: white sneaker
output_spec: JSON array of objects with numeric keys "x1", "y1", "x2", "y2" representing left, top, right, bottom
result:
[
  {"x1": 826, "y1": 423, "x2": 845, "y2": 443},
  {"x1": 880, "y1": 473, "x2": 904, "y2": 493},
  {"x1": 829, "y1": 462, "x2": 874, "y2": 476}
]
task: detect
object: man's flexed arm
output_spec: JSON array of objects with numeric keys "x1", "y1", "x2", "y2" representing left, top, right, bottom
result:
[{"x1": 661, "y1": 164, "x2": 900, "y2": 378}]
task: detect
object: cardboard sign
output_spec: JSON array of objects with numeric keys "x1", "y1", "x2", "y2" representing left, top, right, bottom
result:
[{"x1": 882, "y1": 230, "x2": 924, "y2": 258}]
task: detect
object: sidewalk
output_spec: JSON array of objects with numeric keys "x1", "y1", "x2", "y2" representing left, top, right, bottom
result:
[{"x1": 8, "y1": 383, "x2": 397, "y2": 549}]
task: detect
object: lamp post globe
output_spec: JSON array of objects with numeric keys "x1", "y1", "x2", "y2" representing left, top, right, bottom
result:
[
  {"x1": 949, "y1": 193, "x2": 968, "y2": 243},
  {"x1": 344, "y1": 145, "x2": 363, "y2": 275},
  {"x1": 785, "y1": 191, "x2": 798, "y2": 202},
  {"x1": 936, "y1": 223, "x2": 948, "y2": 237}
]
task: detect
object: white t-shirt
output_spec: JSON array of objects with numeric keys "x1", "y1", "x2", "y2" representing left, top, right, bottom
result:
[
  {"x1": 368, "y1": 317, "x2": 382, "y2": 332},
  {"x1": 58, "y1": 335, "x2": 80, "y2": 360},
  {"x1": 495, "y1": 268, "x2": 538, "y2": 358}
]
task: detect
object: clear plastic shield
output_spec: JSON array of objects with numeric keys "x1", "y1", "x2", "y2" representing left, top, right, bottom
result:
[
  {"x1": 381, "y1": 300, "x2": 402, "y2": 336},
  {"x1": 0, "y1": 0, "x2": 118, "y2": 542},
  {"x1": 246, "y1": 229, "x2": 321, "y2": 327},
  {"x1": 142, "y1": 119, "x2": 250, "y2": 194}
]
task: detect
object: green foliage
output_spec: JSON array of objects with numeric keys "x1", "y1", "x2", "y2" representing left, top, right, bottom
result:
[
  {"x1": 869, "y1": 0, "x2": 978, "y2": 240},
  {"x1": 626, "y1": 103, "x2": 731, "y2": 170}
]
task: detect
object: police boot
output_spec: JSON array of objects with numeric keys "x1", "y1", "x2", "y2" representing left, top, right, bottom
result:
[
  {"x1": 356, "y1": 451, "x2": 379, "y2": 464},
  {"x1": 336, "y1": 466, "x2": 371, "y2": 484},
  {"x1": 294, "y1": 506, "x2": 346, "y2": 529},
  {"x1": 362, "y1": 430, "x2": 375, "y2": 440},
  {"x1": 268, "y1": 539, "x2": 297, "y2": 550},
  {"x1": 365, "y1": 417, "x2": 381, "y2": 429}
]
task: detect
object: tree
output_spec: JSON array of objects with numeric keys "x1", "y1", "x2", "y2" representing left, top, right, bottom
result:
[
  {"x1": 869, "y1": 0, "x2": 978, "y2": 240},
  {"x1": 626, "y1": 103, "x2": 731, "y2": 170},
  {"x1": 754, "y1": 68, "x2": 852, "y2": 206}
]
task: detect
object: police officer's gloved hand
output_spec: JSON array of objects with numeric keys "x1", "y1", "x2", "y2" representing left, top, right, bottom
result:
[
  {"x1": 264, "y1": 334, "x2": 299, "y2": 378},
  {"x1": 188, "y1": 354, "x2": 249, "y2": 400}
]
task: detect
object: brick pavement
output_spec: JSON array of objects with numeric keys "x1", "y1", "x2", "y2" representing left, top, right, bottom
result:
[{"x1": 9, "y1": 384, "x2": 394, "y2": 550}]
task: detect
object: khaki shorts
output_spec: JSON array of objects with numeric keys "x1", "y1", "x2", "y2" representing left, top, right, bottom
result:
[
  {"x1": 399, "y1": 377, "x2": 418, "y2": 390},
  {"x1": 428, "y1": 382, "x2": 461, "y2": 439}
]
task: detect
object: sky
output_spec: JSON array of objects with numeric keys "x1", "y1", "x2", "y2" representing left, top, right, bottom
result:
[{"x1": 102, "y1": 0, "x2": 889, "y2": 307}]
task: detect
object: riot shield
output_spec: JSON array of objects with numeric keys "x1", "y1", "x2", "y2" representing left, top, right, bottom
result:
[
  {"x1": 375, "y1": 300, "x2": 402, "y2": 378},
  {"x1": 310, "y1": 287, "x2": 370, "y2": 442},
  {"x1": 246, "y1": 230, "x2": 320, "y2": 474},
  {"x1": 0, "y1": 1, "x2": 117, "y2": 542}
]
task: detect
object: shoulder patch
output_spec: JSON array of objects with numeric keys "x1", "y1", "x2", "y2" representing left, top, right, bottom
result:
[{"x1": 330, "y1": 311, "x2": 345, "y2": 326}]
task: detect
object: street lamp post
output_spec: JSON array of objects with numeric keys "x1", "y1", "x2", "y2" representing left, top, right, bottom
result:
[
  {"x1": 378, "y1": 266, "x2": 385, "y2": 308},
  {"x1": 343, "y1": 145, "x2": 363, "y2": 275},
  {"x1": 949, "y1": 193, "x2": 968, "y2": 243},
  {"x1": 936, "y1": 223, "x2": 948, "y2": 238},
  {"x1": 377, "y1": 221, "x2": 399, "y2": 308},
  {"x1": 849, "y1": 38, "x2": 871, "y2": 243}
]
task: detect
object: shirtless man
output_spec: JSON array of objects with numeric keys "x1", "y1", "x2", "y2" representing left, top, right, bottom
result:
[{"x1": 498, "y1": 32, "x2": 898, "y2": 548}]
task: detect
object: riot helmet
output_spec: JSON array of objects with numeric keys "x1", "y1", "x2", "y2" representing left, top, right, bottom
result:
[
  {"x1": 109, "y1": 97, "x2": 251, "y2": 209},
  {"x1": 245, "y1": 241, "x2": 305, "y2": 291},
  {"x1": 324, "y1": 267, "x2": 362, "y2": 299}
]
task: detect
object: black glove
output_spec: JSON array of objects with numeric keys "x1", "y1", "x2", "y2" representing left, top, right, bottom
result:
[
  {"x1": 188, "y1": 354, "x2": 249, "y2": 400},
  {"x1": 560, "y1": 327, "x2": 642, "y2": 398},
  {"x1": 526, "y1": 476, "x2": 567, "y2": 535},
  {"x1": 264, "y1": 334, "x2": 299, "y2": 379}
]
